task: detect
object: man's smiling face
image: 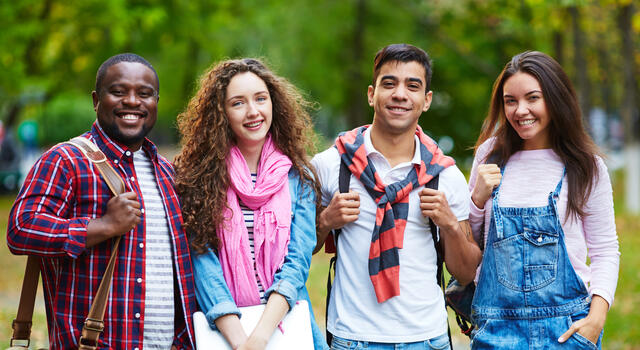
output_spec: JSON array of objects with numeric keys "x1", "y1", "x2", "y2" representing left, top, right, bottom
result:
[
  {"x1": 368, "y1": 60, "x2": 432, "y2": 136},
  {"x1": 92, "y1": 61, "x2": 158, "y2": 150}
]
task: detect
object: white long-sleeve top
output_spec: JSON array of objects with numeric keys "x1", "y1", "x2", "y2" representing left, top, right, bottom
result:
[{"x1": 469, "y1": 138, "x2": 620, "y2": 307}]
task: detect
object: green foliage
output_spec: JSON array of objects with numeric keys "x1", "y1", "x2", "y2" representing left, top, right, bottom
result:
[
  {"x1": 0, "y1": 0, "x2": 638, "y2": 155},
  {"x1": 33, "y1": 92, "x2": 95, "y2": 147}
]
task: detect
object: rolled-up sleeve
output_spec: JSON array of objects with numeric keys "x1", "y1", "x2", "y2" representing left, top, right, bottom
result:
[
  {"x1": 192, "y1": 249, "x2": 241, "y2": 329},
  {"x1": 7, "y1": 149, "x2": 90, "y2": 258}
]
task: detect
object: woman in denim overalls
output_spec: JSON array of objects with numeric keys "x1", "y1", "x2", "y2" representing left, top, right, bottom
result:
[{"x1": 467, "y1": 51, "x2": 620, "y2": 349}]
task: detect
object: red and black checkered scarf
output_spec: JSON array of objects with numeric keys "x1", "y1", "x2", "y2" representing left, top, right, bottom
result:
[{"x1": 335, "y1": 125, "x2": 455, "y2": 302}]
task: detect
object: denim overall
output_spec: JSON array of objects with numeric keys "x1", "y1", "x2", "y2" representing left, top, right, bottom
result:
[{"x1": 471, "y1": 168, "x2": 602, "y2": 349}]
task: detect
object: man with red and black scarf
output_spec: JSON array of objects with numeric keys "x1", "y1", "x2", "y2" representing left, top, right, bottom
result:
[{"x1": 312, "y1": 43, "x2": 482, "y2": 349}]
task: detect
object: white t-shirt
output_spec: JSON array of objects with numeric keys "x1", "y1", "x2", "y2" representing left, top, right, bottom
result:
[{"x1": 311, "y1": 128, "x2": 470, "y2": 342}]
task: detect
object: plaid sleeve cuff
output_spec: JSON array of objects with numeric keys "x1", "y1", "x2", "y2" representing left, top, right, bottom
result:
[{"x1": 63, "y1": 217, "x2": 90, "y2": 258}]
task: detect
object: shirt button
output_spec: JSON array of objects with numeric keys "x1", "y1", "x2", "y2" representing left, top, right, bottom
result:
[
  {"x1": 125, "y1": 151, "x2": 132, "y2": 156},
  {"x1": 140, "y1": 208, "x2": 145, "y2": 214},
  {"x1": 114, "y1": 159, "x2": 119, "y2": 164},
  {"x1": 135, "y1": 312, "x2": 140, "y2": 318},
  {"x1": 139, "y1": 243, "x2": 144, "y2": 248},
  {"x1": 137, "y1": 278, "x2": 142, "y2": 283},
  {"x1": 131, "y1": 177, "x2": 136, "y2": 182}
]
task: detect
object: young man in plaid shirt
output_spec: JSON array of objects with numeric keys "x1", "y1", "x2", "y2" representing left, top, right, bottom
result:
[{"x1": 7, "y1": 53, "x2": 196, "y2": 349}]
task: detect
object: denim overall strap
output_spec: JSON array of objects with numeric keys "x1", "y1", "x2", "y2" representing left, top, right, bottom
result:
[
  {"x1": 490, "y1": 166, "x2": 506, "y2": 240},
  {"x1": 549, "y1": 167, "x2": 566, "y2": 201}
]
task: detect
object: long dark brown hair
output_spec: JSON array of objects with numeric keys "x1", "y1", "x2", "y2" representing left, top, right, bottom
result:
[
  {"x1": 475, "y1": 51, "x2": 601, "y2": 221},
  {"x1": 174, "y1": 58, "x2": 319, "y2": 253}
]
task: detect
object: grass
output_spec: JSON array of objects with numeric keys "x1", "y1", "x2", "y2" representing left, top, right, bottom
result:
[{"x1": 0, "y1": 177, "x2": 638, "y2": 348}]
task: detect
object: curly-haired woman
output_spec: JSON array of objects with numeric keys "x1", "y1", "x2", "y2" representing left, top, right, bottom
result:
[
  {"x1": 469, "y1": 51, "x2": 620, "y2": 349},
  {"x1": 174, "y1": 58, "x2": 327, "y2": 350}
]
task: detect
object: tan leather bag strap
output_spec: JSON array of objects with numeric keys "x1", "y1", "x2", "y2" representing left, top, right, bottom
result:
[
  {"x1": 10, "y1": 257, "x2": 39, "y2": 348},
  {"x1": 11, "y1": 137, "x2": 126, "y2": 349}
]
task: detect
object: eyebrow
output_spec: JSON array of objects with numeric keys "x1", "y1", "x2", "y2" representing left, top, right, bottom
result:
[
  {"x1": 109, "y1": 83, "x2": 156, "y2": 91},
  {"x1": 226, "y1": 90, "x2": 269, "y2": 102},
  {"x1": 503, "y1": 90, "x2": 542, "y2": 98},
  {"x1": 380, "y1": 75, "x2": 424, "y2": 85}
]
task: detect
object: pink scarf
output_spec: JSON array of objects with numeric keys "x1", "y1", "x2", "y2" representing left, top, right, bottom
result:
[{"x1": 217, "y1": 136, "x2": 292, "y2": 306}]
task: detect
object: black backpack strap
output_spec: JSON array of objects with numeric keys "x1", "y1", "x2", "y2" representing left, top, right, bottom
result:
[
  {"x1": 426, "y1": 175, "x2": 454, "y2": 349},
  {"x1": 326, "y1": 159, "x2": 350, "y2": 345},
  {"x1": 426, "y1": 175, "x2": 443, "y2": 288}
]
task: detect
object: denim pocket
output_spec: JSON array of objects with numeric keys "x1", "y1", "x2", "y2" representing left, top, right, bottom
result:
[
  {"x1": 331, "y1": 335, "x2": 354, "y2": 350},
  {"x1": 564, "y1": 314, "x2": 600, "y2": 349},
  {"x1": 425, "y1": 333, "x2": 450, "y2": 350},
  {"x1": 469, "y1": 319, "x2": 493, "y2": 349},
  {"x1": 572, "y1": 332, "x2": 599, "y2": 350},
  {"x1": 493, "y1": 229, "x2": 558, "y2": 291}
]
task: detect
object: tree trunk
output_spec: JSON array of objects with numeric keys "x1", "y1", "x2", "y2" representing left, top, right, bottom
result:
[
  {"x1": 618, "y1": 3, "x2": 639, "y2": 214},
  {"x1": 345, "y1": 0, "x2": 367, "y2": 128},
  {"x1": 552, "y1": 30, "x2": 564, "y2": 66},
  {"x1": 569, "y1": 6, "x2": 592, "y2": 128}
]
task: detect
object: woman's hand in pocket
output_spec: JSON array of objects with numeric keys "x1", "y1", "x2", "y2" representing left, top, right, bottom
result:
[{"x1": 558, "y1": 295, "x2": 608, "y2": 344}]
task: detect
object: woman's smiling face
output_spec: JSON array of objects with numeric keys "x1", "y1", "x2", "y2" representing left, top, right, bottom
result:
[
  {"x1": 503, "y1": 72, "x2": 551, "y2": 150},
  {"x1": 225, "y1": 72, "x2": 273, "y2": 152}
]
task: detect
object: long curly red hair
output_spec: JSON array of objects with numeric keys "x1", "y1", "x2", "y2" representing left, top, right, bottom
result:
[{"x1": 174, "y1": 58, "x2": 319, "y2": 254}]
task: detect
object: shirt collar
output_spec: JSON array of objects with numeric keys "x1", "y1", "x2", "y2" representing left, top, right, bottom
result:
[
  {"x1": 90, "y1": 121, "x2": 158, "y2": 162},
  {"x1": 363, "y1": 127, "x2": 422, "y2": 166}
]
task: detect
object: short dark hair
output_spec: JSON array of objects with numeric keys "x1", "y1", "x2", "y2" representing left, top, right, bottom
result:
[
  {"x1": 372, "y1": 44, "x2": 433, "y2": 92},
  {"x1": 95, "y1": 53, "x2": 159, "y2": 95}
]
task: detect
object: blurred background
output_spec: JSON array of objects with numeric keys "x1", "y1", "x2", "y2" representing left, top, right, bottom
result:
[{"x1": 0, "y1": 0, "x2": 638, "y2": 348}]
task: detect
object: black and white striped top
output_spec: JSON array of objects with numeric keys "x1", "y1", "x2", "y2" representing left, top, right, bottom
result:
[
  {"x1": 133, "y1": 150, "x2": 175, "y2": 349},
  {"x1": 238, "y1": 173, "x2": 267, "y2": 303}
]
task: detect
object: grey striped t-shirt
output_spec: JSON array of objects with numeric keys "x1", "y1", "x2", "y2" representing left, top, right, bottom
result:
[
  {"x1": 238, "y1": 173, "x2": 267, "y2": 303},
  {"x1": 133, "y1": 150, "x2": 175, "y2": 349}
]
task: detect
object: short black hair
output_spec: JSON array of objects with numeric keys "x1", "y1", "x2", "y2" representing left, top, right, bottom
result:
[
  {"x1": 95, "y1": 53, "x2": 159, "y2": 95},
  {"x1": 372, "y1": 44, "x2": 433, "y2": 92}
]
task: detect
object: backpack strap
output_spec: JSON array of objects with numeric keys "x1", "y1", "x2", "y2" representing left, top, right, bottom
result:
[
  {"x1": 425, "y1": 175, "x2": 442, "y2": 288},
  {"x1": 325, "y1": 159, "x2": 350, "y2": 345},
  {"x1": 11, "y1": 137, "x2": 126, "y2": 350},
  {"x1": 425, "y1": 175, "x2": 453, "y2": 349}
]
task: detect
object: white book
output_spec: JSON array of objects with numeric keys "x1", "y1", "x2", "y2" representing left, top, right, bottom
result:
[{"x1": 193, "y1": 300, "x2": 314, "y2": 350}]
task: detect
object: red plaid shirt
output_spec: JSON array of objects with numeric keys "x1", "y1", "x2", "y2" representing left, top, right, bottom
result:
[{"x1": 7, "y1": 122, "x2": 196, "y2": 349}]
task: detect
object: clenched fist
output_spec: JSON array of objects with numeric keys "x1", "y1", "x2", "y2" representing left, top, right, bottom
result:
[
  {"x1": 471, "y1": 164, "x2": 501, "y2": 209},
  {"x1": 318, "y1": 190, "x2": 360, "y2": 232},
  {"x1": 419, "y1": 188, "x2": 457, "y2": 231},
  {"x1": 87, "y1": 192, "x2": 142, "y2": 247}
]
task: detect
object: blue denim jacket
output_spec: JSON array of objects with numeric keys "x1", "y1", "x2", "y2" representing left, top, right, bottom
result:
[{"x1": 192, "y1": 169, "x2": 329, "y2": 350}]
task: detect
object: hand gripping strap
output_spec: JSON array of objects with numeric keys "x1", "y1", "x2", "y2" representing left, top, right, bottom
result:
[{"x1": 11, "y1": 137, "x2": 126, "y2": 349}]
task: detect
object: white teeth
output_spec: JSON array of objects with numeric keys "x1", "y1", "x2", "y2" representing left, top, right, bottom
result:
[
  {"x1": 122, "y1": 114, "x2": 139, "y2": 120},
  {"x1": 245, "y1": 121, "x2": 262, "y2": 128},
  {"x1": 519, "y1": 119, "x2": 535, "y2": 125},
  {"x1": 390, "y1": 107, "x2": 408, "y2": 112}
]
